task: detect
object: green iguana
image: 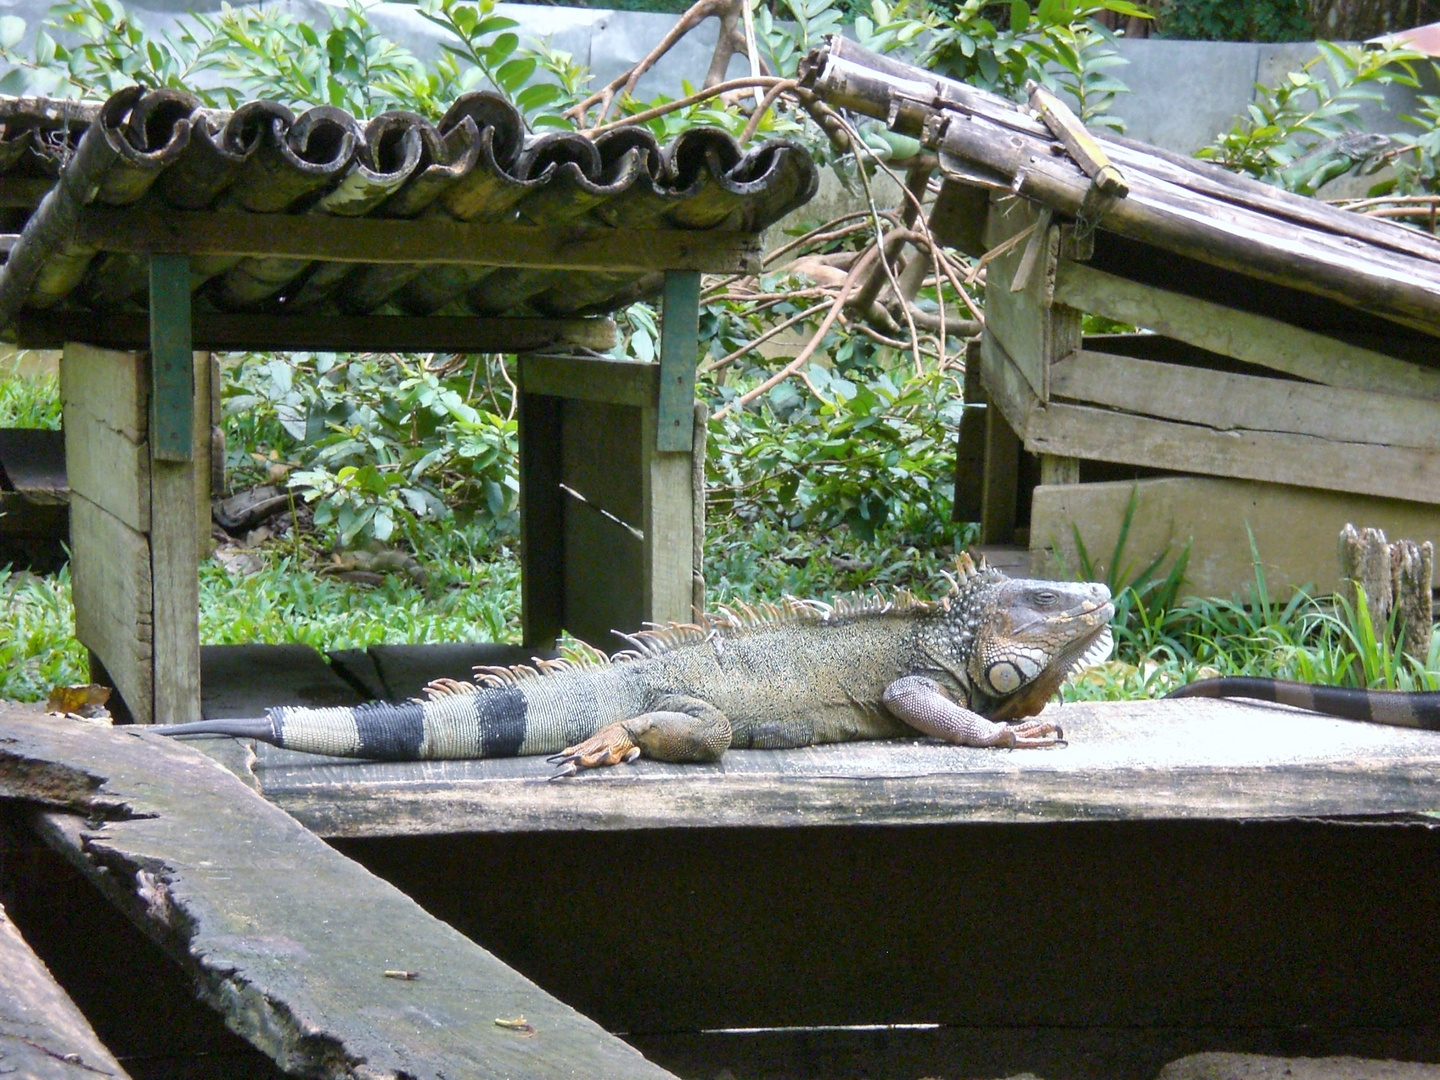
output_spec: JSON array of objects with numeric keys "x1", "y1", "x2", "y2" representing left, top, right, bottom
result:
[
  {"x1": 159, "y1": 553, "x2": 1115, "y2": 776},
  {"x1": 1166, "y1": 677, "x2": 1440, "y2": 731}
]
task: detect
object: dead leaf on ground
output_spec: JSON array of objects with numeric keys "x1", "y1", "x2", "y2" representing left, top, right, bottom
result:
[{"x1": 494, "y1": 1016, "x2": 537, "y2": 1036}]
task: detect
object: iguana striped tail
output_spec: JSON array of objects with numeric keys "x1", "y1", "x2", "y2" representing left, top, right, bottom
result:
[{"x1": 1167, "y1": 677, "x2": 1440, "y2": 731}]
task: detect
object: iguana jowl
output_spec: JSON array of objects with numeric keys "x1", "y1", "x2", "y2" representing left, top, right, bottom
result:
[{"x1": 160, "y1": 554, "x2": 1115, "y2": 775}]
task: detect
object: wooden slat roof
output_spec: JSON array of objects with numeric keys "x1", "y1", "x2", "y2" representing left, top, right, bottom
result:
[{"x1": 0, "y1": 86, "x2": 817, "y2": 332}]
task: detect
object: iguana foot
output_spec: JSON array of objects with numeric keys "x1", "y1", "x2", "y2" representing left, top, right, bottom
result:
[
  {"x1": 547, "y1": 723, "x2": 643, "y2": 779},
  {"x1": 883, "y1": 675, "x2": 1067, "y2": 749}
]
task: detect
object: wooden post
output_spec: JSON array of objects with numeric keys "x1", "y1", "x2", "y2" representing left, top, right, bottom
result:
[
  {"x1": 1040, "y1": 455, "x2": 1080, "y2": 486},
  {"x1": 147, "y1": 255, "x2": 201, "y2": 725},
  {"x1": 656, "y1": 270, "x2": 700, "y2": 453},
  {"x1": 979, "y1": 402, "x2": 1020, "y2": 544}
]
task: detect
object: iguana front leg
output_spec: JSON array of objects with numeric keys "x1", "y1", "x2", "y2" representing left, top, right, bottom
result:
[
  {"x1": 548, "y1": 695, "x2": 733, "y2": 777},
  {"x1": 883, "y1": 675, "x2": 1064, "y2": 748}
]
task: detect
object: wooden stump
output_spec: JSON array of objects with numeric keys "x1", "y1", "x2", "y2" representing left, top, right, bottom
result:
[{"x1": 1338, "y1": 523, "x2": 1435, "y2": 663}]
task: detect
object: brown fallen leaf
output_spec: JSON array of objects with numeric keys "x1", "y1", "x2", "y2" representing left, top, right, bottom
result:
[{"x1": 46, "y1": 684, "x2": 112, "y2": 720}]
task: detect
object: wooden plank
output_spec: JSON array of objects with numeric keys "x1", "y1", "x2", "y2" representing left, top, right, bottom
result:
[
  {"x1": 364, "y1": 643, "x2": 552, "y2": 701},
  {"x1": 69, "y1": 494, "x2": 153, "y2": 726},
  {"x1": 0, "y1": 428, "x2": 66, "y2": 500},
  {"x1": 18, "y1": 312, "x2": 619, "y2": 354},
  {"x1": 519, "y1": 353, "x2": 658, "y2": 408},
  {"x1": 200, "y1": 643, "x2": 364, "y2": 719},
  {"x1": 1026, "y1": 398, "x2": 1440, "y2": 505},
  {"x1": 193, "y1": 352, "x2": 211, "y2": 562},
  {"x1": 1052, "y1": 260, "x2": 1440, "y2": 401},
  {"x1": 1031, "y1": 474, "x2": 1440, "y2": 600},
  {"x1": 1039, "y1": 454, "x2": 1079, "y2": 486},
  {"x1": 0, "y1": 899, "x2": 133, "y2": 1080},
  {"x1": 518, "y1": 391, "x2": 564, "y2": 650},
  {"x1": 231, "y1": 696, "x2": 1440, "y2": 836},
  {"x1": 1053, "y1": 348, "x2": 1440, "y2": 452},
  {"x1": 644, "y1": 421, "x2": 696, "y2": 625},
  {"x1": 656, "y1": 270, "x2": 700, "y2": 453},
  {"x1": 0, "y1": 707, "x2": 679, "y2": 1080},
  {"x1": 76, "y1": 206, "x2": 761, "y2": 274},
  {"x1": 928, "y1": 178, "x2": 990, "y2": 258},
  {"x1": 60, "y1": 343, "x2": 149, "y2": 533},
  {"x1": 561, "y1": 398, "x2": 646, "y2": 645}
]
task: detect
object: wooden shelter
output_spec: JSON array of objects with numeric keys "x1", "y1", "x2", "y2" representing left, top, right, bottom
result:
[
  {"x1": 0, "y1": 87, "x2": 816, "y2": 724},
  {"x1": 806, "y1": 40, "x2": 1440, "y2": 598}
]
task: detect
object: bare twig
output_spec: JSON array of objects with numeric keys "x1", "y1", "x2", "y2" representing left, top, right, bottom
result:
[
  {"x1": 738, "y1": 78, "x2": 797, "y2": 144},
  {"x1": 700, "y1": 300, "x2": 832, "y2": 373},
  {"x1": 584, "y1": 76, "x2": 788, "y2": 136}
]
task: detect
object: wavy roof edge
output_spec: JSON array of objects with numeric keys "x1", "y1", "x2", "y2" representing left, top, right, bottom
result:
[{"x1": 0, "y1": 86, "x2": 820, "y2": 324}]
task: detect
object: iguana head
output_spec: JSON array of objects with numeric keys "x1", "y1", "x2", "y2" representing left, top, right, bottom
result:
[{"x1": 925, "y1": 554, "x2": 1115, "y2": 721}]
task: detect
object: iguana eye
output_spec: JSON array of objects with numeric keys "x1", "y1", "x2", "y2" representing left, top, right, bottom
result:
[{"x1": 1033, "y1": 589, "x2": 1058, "y2": 606}]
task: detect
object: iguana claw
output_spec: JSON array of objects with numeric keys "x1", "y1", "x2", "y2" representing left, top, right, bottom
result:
[{"x1": 546, "y1": 723, "x2": 641, "y2": 778}]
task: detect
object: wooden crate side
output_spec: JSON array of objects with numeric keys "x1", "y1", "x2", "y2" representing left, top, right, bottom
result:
[
  {"x1": 1053, "y1": 260, "x2": 1440, "y2": 400},
  {"x1": 1030, "y1": 475, "x2": 1440, "y2": 599},
  {"x1": 61, "y1": 344, "x2": 150, "y2": 533},
  {"x1": 70, "y1": 494, "x2": 153, "y2": 725},
  {"x1": 1052, "y1": 348, "x2": 1440, "y2": 452},
  {"x1": 1026, "y1": 400, "x2": 1440, "y2": 504}
]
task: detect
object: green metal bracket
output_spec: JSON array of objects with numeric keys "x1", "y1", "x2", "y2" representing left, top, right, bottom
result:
[
  {"x1": 656, "y1": 269, "x2": 700, "y2": 453},
  {"x1": 149, "y1": 253, "x2": 193, "y2": 462}
]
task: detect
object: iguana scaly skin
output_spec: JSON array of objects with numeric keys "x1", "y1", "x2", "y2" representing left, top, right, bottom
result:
[
  {"x1": 160, "y1": 554, "x2": 1115, "y2": 775},
  {"x1": 1167, "y1": 677, "x2": 1440, "y2": 731}
]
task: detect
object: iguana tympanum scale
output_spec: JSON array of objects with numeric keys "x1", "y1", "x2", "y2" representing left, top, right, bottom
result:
[{"x1": 160, "y1": 554, "x2": 1116, "y2": 776}]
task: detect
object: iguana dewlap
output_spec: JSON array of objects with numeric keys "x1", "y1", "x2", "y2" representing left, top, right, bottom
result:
[{"x1": 159, "y1": 553, "x2": 1115, "y2": 776}]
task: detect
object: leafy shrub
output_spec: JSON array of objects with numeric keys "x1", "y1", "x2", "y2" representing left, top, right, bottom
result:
[{"x1": 1153, "y1": 0, "x2": 1312, "y2": 42}]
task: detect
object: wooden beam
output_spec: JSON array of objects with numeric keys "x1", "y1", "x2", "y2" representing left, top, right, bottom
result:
[
  {"x1": 1052, "y1": 260, "x2": 1440, "y2": 401},
  {"x1": 0, "y1": 897, "x2": 133, "y2": 1079},
  {"x1": 0, "y1": 708, "x2": 680, "y2": 1080},
  {"x1": 75, "y1": 206, "x2": 761, "y2": 274},
  {"x1": 17, "y1": 312, "x2": 620, "y2": 354},
  {"x1": 656, "y1": 270, "x2": 700, "y2": 452},
  {"x1": 60, "y1": 343, "x2": 150, "y2": 533}
]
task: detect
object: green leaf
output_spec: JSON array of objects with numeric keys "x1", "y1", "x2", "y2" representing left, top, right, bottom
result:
[
  {"x1": 0, "y1": 16, "x2": 24, "y2": 50},
  {"x1": 495, "y1": 55, "x2": 534, "y2": 92},
  {"x1": 1009, "y1": 1, "x2": 1029, "y2": 33}
]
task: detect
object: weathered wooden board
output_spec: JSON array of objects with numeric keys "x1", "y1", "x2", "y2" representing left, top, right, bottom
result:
[
  {"x1": 519, "y1": 352, "x2": 658, "y2": 408},
  {"x1": 76, "y1": 206, "x2": 760, "y2": 274},
  {"x1": 981, "y1": 194, "x2": 1080, "y2": 404},
  {"x1": 1051, "y1": 349, "x2": 1440, "y2": 452},
  {"x1": 982, "y1": 329, "x2": 1440, "y2": 504},
  {"x1": 17, "y1": 312, "x2": 619, "y2": 354},
  {"x1": 60, "y1": 342, "x2": 149, "y2": 533},
  {"x1": 150, "y1": 460, "x2": 200, "y2": 727},
  {"x1": 645, "y1": 439, "x2": 696, "y2": 627},
  {"x1": 1029, "y1": 398, "x2": 1440, "y2": 504},
  {"x1": 0, "y1": 898, "x2": 133, "y2": 1080},
  {"x1": 201, "y1": 643, "x2": 364, "y2": 718},
  {"x1": 1051, "y1": 260, "x2": 1440, "y2": 401},
  {"x1": 365, "y1": 643, "x2": 551, "y2": 701},
  {"x1": 0, "y1": 427, "x2": 65, "y2": 500},
  {"x1": 69, "y1": 494, "x2": 153, "y2": 726},
  {"x1": 1030, "y1": 474, "x2": 1440, "y2": 600},
  {"x1": 207, "y1": 698, "x2": 1440, "y2": 838},
  {"x1": 0, "y1": 706, "x2": 678, "y2": 1080}
]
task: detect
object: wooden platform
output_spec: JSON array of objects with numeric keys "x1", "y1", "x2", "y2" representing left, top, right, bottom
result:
[{"x1": 181, "y1": 697, "x2": 1440, "y2": 838}]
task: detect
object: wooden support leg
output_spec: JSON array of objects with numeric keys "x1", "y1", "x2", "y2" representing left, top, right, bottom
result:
[
  {"x1": 519, "y1": 389, "x2": 565, "y2": 651},
  {"x1": 148, "y1": 255, "x2": 201, "y2": 725},
  {"x1": 980, "y1": 404, "x2": 1020, "y2": 545},
  {"x1": 648, "y1": 269, "x2": 701, "y2": 624},
  {"x1": 1040, "y1": 454, "x2": 1080, "y2": 487}
]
